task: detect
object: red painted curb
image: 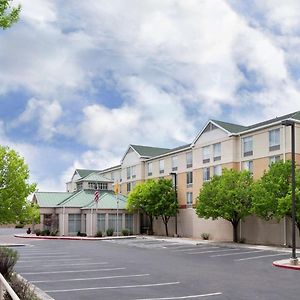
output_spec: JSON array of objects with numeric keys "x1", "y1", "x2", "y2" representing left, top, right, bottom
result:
[
  {"x1": 14, "y1": 234, "x2": 136, "y2": 241},
  {"x1": 273, "y1": 262, "x2": 300, "y2": 271}
]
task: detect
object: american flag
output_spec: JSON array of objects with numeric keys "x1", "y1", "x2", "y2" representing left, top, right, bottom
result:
[{"x1": 94, "y1": 190, "x2": 100, "y2": 203}]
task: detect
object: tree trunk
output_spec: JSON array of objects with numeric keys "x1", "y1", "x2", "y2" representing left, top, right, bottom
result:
[
  {"x1": 148, "y1": 215, "x2": 153, "y2": 235},
  {"x1": 164, "y1": 221, "x2": 168, "y2": 237},
  {"x1": 162, "y1": 216, "x2": 170, "y2": 237},
  {"x1": 231, "y1": 221, "x2": 239, "y2": 243}
]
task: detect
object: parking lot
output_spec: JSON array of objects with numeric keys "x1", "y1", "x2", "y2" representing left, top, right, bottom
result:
[{"x1": 14, "y1": 237, "x2": 300, "y2": 300}]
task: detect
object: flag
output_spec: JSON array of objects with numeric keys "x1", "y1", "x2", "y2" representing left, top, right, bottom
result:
[
  {"x1": 114, "y1": 183, "x2": 119, "y2": 195},
  {"x1": 94, "y1": 190, "x2": 100, "y2": 203}
]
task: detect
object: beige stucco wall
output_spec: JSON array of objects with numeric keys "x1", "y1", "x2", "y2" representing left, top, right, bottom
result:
[{"x1": 153, "y1": 209, "x2": 233, "y2": 241}]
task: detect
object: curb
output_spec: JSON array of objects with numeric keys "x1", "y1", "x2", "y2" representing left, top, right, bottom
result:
[
  {"x1": 17, "y1": 274, "x2": 55, "y2": 300},
  {"x1": 14, "y1": 234, "x2": 137, "y2": 241},
  {"x1": 273, "y1": 259, "x2": 300, "y2": 271}
]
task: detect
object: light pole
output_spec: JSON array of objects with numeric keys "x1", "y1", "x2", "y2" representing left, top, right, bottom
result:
[
  {"x1": 282, "y1": 120, "x2": 298, "y2": 264},
  {"x1": 170, "y1": 172, "x2": 178, "y2": 237}
]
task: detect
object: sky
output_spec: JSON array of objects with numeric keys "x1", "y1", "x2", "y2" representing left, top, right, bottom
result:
[{"x1": 1, "y1": 0, "x2": 300, "y2": 191}]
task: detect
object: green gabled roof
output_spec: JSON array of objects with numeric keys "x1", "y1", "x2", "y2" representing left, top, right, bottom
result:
[
  {"x1": 77, "y1": 172, "x2": 113, "y2": 183},
  {"x1": 76, "y1": 169, "x2": 100, "y2": 178},
  {"x1": 211, "y1": 120, "x2": 247, "y2": 134},
  {"x1": 83, "y1": 192, "x2": 127, "y2": 210},
  {"x1": 131, "y1": 144, "x2": 170, "y2": 158},
  {"x1": 34, "y1": 192, "x2": 73, "y2": 208},
  {"x1": 57, "y1": 190, "x2": 95, "y2": 208},
  {"x1": 244, "y1": 111, "x2": 300, "y2": 131}
]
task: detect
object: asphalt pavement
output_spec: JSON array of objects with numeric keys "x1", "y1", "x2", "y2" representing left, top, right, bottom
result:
[{"x1": 4, "y1": 232, "x2": 299, "y2": 300}]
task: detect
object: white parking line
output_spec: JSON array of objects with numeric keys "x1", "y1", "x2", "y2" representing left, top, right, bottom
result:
[
  {"x1": 31, "y1": 273, "x2": 150, "y2": 283},
  {"x1": 172, "y1": 247, "x2": 219, "y2": 252},
  {"x1": 210, "y1": 250, "x2": 265, "y2": 257},
  {"x1": 18, "y1": 258, "x2": 90, "y2": 263},
  {"x1": 187, "y1": 248, "x2": 240, "y2": 255},
  {"x1": 235, "y1": 253, "x2": 288, "y2": 261},
  {"x1": 21, "y1": 267, "x2": 125, "y2": 275},
  {"x1": 16, "y1": 262, "x2": 108, "y2": 268},
  {"x1": 135, "y1": 292, "x2": 223, "y2": 299},
  {"x1": 20, "y1": 254, "x2": 71, "y2": 257},
  {"x1": 44, "y1": 282, "x2": 180, "y2": 293}
]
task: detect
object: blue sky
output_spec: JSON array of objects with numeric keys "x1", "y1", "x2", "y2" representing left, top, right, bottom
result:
[{"x1": 1, "y1": 0, "x2": 300, "y2": 191}]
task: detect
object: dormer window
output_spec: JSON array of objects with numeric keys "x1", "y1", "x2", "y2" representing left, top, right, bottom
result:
[{"x1": 88, "y1": 182, "x2": 108, "y2": 190}]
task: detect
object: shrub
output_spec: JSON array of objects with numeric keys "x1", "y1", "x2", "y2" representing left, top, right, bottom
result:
[
  {"x1": 26, "y1": 228, "x2": 31, "y2": 234},
  {"x1": 122, "y1": 228, "x2": 129, "y2": 236},
  {"x1": 34, "y1": 229, "x2": 41, "y2": 236},
  {"x1": 106, "y1": 228, "x2": 114, "y2": 236},
  {"x1": 0, "y1": 247, "x2": 18, "y2": 279},
  {"x1": 50, "y1": 230, "x2": 58, "y2": 236},
  {"x1": 80, "y1": 232, "x2": 87, "y2": 237},
  {"x1": 4, "y1": 274, "x2": 39, "y2": 300},
  {"x1": 77, "y1": 231, "x2": 81, "y2": 236},
  {"x1": 15, "y1": 223, "x2": 24, "y2": 228},
  {"x1": 40, "y1": 229, "x2": 50, "y2": 236},
  {"x1": 95, "y1": 231, "x2": 102, "y2": 237},
  {"x1": 201, "y1": 233, "x2": 210, "y2": 240}
]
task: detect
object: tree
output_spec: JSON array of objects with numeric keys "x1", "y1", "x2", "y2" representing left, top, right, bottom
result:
[
  {"x1": 153, "y1": 179, "x2": 178, "y2": 237},
  {"x1": 0, "y1": 146, "x2": 36, "y2": 224},
  {"x1": 252, "y1": 160, "x2": 300, "y2": 235},
  {"x1": 0, "y1": 0, "x2": 21, "y2": 29},
  {"x1": 19, "y1": 203, "x2": 40, "y2": 230},
  {"x1": 127, "y1": 179, "x2": 178, "y2": 236},
  {"x1": 196, "y1": 169, "x2": 253, "y2": 242},
  {"x1": 127, "y1": 181, "x2": 156, "y2": 234}
]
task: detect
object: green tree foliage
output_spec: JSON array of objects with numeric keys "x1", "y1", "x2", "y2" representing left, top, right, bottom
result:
[
  {"x1": 127, "y1": 179, "x2": 178, "y2": 236},
  {"x1": 252, "y1": 160, "x2": 300, "y2": 234},
  {"x1": 196, "y1": 169, "x2": 253, "y2": 242},
  {"x1": 0, "y1": 0, "x2": 21, "y2": 29},
  {"x1": 19, "y1": 203, "x2": 40, "y2": 229},
  {"x1": 0, "y1": 146, "x2": 36, "y2": 224}
]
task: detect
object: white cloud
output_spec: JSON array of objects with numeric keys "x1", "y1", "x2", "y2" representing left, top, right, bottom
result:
[
  {"x1": 11, "y1": 98, "x2": 62, "y2": 140},
  {"x1": 2, "y1": 0, "x2": 300, "y2": 191}
]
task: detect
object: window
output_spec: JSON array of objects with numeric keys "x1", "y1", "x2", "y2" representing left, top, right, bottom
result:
[
  {"x1": 82, "y1": 214, "x2": 86, "y2": 233},
  {"x1": 186, "y1": 171, "x2": 193, "y2": 187},
  {"x1": 125, "y1": 214, "x2": 134, "y2": 233},
  {"x1": 127, "y1": 167, "x2": 131, "y2": 179},
  {"x1": 68, "y1": 214, "x2": 81, "y2": 235},
  {"x1": 97, "y1": 213, "x2": 106, "y2": 232},
  {"x1": 269, "y1": 155, "x2": 281, "y2": 166},
  {"x1": 243, "y1": 160, "x2": 253, "y2": 175},
  {"x1": 186, "y1": 152, "x2": 193, "y2": 168},
  {"x1": 203, "y1": 146, "x2": 210, "y2": 163},
  {"x1": 172, "y1": 156, "x2": 178, "y2": 171},
  {"x1": 269, "y1": 129, "x2": 280, "y2": 151},
  {"x1": 108, "y1": 213, "x2": 122, "y2": 232},
  {"x1": 76, "y1": 182, "x2": 83, "y2": 191},
  {"x1": 186, "y1": 192, "x2": 193, "y2": 206},
  {"x1": 88, "y1": 182, "x2": 108, "y2": 190},
  {"x1": 213, "y1": 165, "x2": 222, "y2": 176},
  {"x1": 213, "y1": 143, "x2": 221, "y2": 161},
  {"x1": 147, "y1": 162, "x2": 153, "y2": 176},
  {"x1": 131, "y1": 166, "x2": 136, "y2": 178},
  {"x1": 203, "y1": 167, "x2": 210, "y2": 181},
  {"x1": 243, "y1": 136, "x2": 253, "y2": 157},
  {"x1": 159, "y1": 159, "x2": 165, "y2": 174},
  {"x1": 127, "y1": 182, "x2": 131, "y2": 193}
]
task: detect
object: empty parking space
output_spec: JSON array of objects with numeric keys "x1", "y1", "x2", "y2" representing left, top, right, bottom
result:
[{"x1": 13, "y1": 238, "x2": 300, "y2": 300}]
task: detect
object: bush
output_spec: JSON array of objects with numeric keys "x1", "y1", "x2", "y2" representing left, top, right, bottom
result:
[
  {"x1": 77, "y1": 231, "x2": 87, "y2": 237},
  {"x1": 4, "y1": 274, "x2": 39, "y2": 300},
  {"x1": 40, "y1": 229, "x2": 50, "y2": 236},
  {"x1": 0, "y1": 247, "x2": 18, "y2": 279},
  {"x1": 26, "y1": 228, "x2": 31, "y2": 234},
  {"x1": 106, "y1": 228, "x2": 114, "y2": 236},
  {"x1": 95, "y1": 231, "x2": 102, "y2": 237},
  {"x1": 15, "y1": 223, "x2": 24, "y2": 228},
  {"x1": 122, "y1": 228, "x2": 129, "y2": 236},
  {"x1": 34, "y1": 229, "x2": 41, "y2": 236},
  {"x1": 50, "y1": 230, "x2": 58, "y2": 236},
  {"x1": 201, "y1": 233, "x2": 210, "y2": 240}
]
